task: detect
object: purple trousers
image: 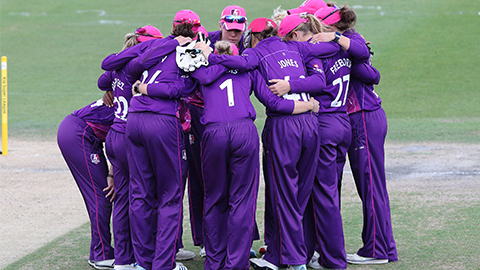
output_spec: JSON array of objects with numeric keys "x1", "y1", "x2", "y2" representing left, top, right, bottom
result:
[
  {"x1": 105, "y1": 129, "x2": 135, "y2": 265},
  {"x1": 262, "y1": 114, "x2": 319, "y2": 267},
  {"x1": 57, "y1": 114, "x2": 114, "y2": 261},
  {"x1": 310, "y1": 112, "x2": 351, "y2": 269},
  {"x1": 185, "y1": 104, "x2": 205, "y2": 246},
  {"x1": 347, "y1": 108, "x2": 398, "y2": 261},
  {"x1": 201, "y1": 119, "x2": 260, "y2": 270},
  {"x1": 126, "y1": 112, "x2": 185, "y2": 270}
]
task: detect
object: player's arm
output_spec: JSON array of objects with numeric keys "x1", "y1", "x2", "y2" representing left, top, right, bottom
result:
[
  {"x1": 97, "y1": 71, "x2": 114, "y2": 107},
  {"x1": 252, "y1": 70, "x2": 317, "y2": 114},
  {"x1": 310, "y1": 32, "x2": 370, "y2": 63},
  {"x1": 101, "y1": 45, "x2": 143, "y2": 71},
  {"x1": 133, "y1": 75, "x2": 197, "y2": 99},
  {"x1": 269, "y1": 59, "x2": 326, "y2": 96},
  {"x1": 205, "y1": 48, "x2": 259, "y2": 71},
  {"x1": 351, "y1": 61, "x2": 380, "y2": 85},
  {"x1": 190, "y1": 64, "x2": 229, "y2": 85},
  {"x1": 140, "y1": 36, "x2": 192, "y2": 70}
]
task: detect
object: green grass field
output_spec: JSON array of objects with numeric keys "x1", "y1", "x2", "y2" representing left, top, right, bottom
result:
[{"x1": 1, "y1": 0, "x2": 480, "y2": 269}]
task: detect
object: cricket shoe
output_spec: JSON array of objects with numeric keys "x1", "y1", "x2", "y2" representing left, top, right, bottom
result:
[
  {"x1": 199, "y1": 245, "x2": 206, "y2": 258},
  {"x1": 286, "y1": 265, "x2": 307, "y2": 270},
  {"x1": 308, "y1": 251, "x2": 325, "y2": 269},
  {"x1": 176, "y1": 248, "x2": 195, "y2": 261},
  {"x1": 88, "y1": 259, "x2": 115, "y2": 270},
  {"x1": 174, "y1": 262, "x2": 188, "y2": 270},
  {"x1": 346, "y1": 253, "x2": 388, "y2": 265},
  {"x1": 114, "y1": 262, "x2": 138, "y2": 270},
  {"x1": 250, "y1": 258, "x2": 279, "y2": 270}
]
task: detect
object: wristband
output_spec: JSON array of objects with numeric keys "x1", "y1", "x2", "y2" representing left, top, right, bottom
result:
[
  {"x1": 133, "y1": 82, "x2": 141, "y2": 94},
  {"x1": 107, "y1": 174, "x2": 114, "y2": 178},
  {"x1": 333, "y1": 31, "x2": 341, "y2": 43}
]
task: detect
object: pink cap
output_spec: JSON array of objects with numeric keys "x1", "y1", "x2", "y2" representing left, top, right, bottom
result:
[
  {"x1": 314, "y1": 7, "x2": 341, "y2": 25},
  {"x1": 135, "y1": 25, "x2": 163, "y2": 42},
  {"x1": 278, "y1": 14, "x2": 308, "y2": 37},
  {"x1": 174, "y1": 9, "x2": 201, "y2": 31},
  {"x1": 248, "y1": 17, "x2": 277, "y2": 33},
  {"x1": 288, "y1": 0, "x2": 328, "y2": 15},
  {"x1": 220, "y1": 5, "x2": 247, "y2": 31},
  {"x1": 214, "y1": 42, "x2": 239, "y2": 56}
]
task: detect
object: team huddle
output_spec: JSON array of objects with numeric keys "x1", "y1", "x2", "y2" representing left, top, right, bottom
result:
[{"x1": 57, "y1": 0, "x2": 398, "y2": 270}]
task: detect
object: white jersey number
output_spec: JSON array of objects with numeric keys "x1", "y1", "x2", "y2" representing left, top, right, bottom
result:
[
  {"x1": 219, "y1": 78, "x2": 235, "y2": 107},
  {"x1": 281, "y1": 75, "x2": 310, "y2": 102},
  {"x1": 114, "y1": 96, "x2": 128, "y2": 121},
  {"x1": 135, "y1": 70, "x2": 163, "y2": 96},
  {"x1": 331, "y1": 74, "x2": 350, "y2": 108}
]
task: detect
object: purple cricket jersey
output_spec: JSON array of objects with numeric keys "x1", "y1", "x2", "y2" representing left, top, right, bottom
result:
[
  {"x1": 347, "y1": 58, "x2": 382, "y2": 114},
  {"x1": 71, "y1": 99, "x2": 115, "y2": 141},
  {"x1": 128, "y1": 36, "x2": 196, "y2": 115},
  {"x1": 190, "y1": 64, "x2": 256, "y2": 124},
  {"x1": 209, "y1": 36, "x2": 338, "y2": 115},
  {"x1": 101, "y1": 38, "x2": 165, "y2": 71}
]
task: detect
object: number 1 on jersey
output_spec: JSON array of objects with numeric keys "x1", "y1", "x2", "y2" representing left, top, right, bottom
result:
[{"x1": 219, "y1": 78, "x2": 235, "y2": 107}]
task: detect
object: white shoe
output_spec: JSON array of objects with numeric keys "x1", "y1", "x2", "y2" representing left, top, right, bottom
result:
[
  {"x1": 88, "y1": 259, "x2": 115, "y2": 269},
  {"x1": 176, "y1": 248, "x2": 195, "y2": 261},
  {"x1": 308, "y1": 251, "x2": 324, "y2": 269},
  {"x1": 199, "y1": 245, "x2": 206, "y2": 258},
  {"x1": 173, "y1": 262, "x2": 188, "y2": 270},
  {"x1": 114, "y1": 262, "x2": 138, "y2": 270},
  {"x1": 347, "y1": 253, "x2": 388, "y2": 265},
  {"x1": 250, "y1": 258, "x2": 279, "y2": 270},
  {"x1": 136, "y1": 266, "x2": 147, "y2": 270},
  {"x1": 286, "y1": 264, "x2": 307, "y2": 270}
]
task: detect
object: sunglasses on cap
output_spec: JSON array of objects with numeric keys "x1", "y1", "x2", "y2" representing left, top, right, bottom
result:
[
  {"x1": 136, "y1": 27, "x2": 163, "y2": 38},
  {"x1": 174, "y1": 18, "x2": 201, "y2": 27},
  {"x1": 320, "y1": 8, "x2": 339, "y2": 22},
  {"x1": 221, "y1": 15, "x2": 247, "y2": 24}
]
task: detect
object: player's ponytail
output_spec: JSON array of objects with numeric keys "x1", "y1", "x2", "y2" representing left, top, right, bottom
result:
[
  {"x1": 334, "y1": 4, "x2": 357, "y2": 32},
  {"x1": 123, "y1": 33, "x2": 139, "y2": 51}
]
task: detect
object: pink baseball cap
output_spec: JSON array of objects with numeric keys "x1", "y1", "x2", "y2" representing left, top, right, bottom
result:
[
  {"x1": 173, "y1": 9, "x2": 201, "y2": 31},
  {"x1": 248, "y1": 17, "x2": 277, "y2": 33},
  {"x1": 214, "y1": 42, "x2": 239, "y2": 56},
  {"x1": 288, "y1": 0, "x2": 328, "y2": 15},
  {"x1": 314, "y1": 7, "x2": 341, "y2": 25},
  {"x1": 220, "y1": 5, "x2": 247, "y2": 31},
  {"x1": 135, "y1": 25, "x2": 163, "y2": 42},
  {"x1": 278, "y1": 14, "x2": 308, "y2": 37}
]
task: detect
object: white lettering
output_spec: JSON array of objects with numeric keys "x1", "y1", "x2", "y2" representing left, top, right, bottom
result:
[{"x1": 329, "y1": 58, "x2": 351, "y2": 75}]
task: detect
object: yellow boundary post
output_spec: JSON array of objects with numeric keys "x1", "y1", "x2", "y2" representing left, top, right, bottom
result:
[{"x1": 1, "y1": 56, "x2": 7, "y2": 155}]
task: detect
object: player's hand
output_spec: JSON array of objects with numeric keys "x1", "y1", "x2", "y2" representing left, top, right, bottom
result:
[
  {"x1": 175, "y1": 36, "x2": 192, "y2": 46},
  {"x1": 103, "y1": 91, "x2": 114, "y2": 107},
  {"x1": 309, "y1": 97, "x2": 320, "y2": 113},
  {"x1": 310, "y1": 32, "x2": 335, "y2": 43},
  {"x1": 194, "y1": 42, "x2": 211, "y2": 59},
  {"x1": 268, "y1": 79, "x2": 291, "y2": 96},
  {"x1": 103, "y1": 174, "x2": 115, "y2": 202},
  {"x1": 132, "y1": 80, "x2": 142, "y2": 96}
]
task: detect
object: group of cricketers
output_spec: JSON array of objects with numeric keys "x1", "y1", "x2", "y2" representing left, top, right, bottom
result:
[{"x1": 57, "y1": 0, "x2": 398, "y2": 269}]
